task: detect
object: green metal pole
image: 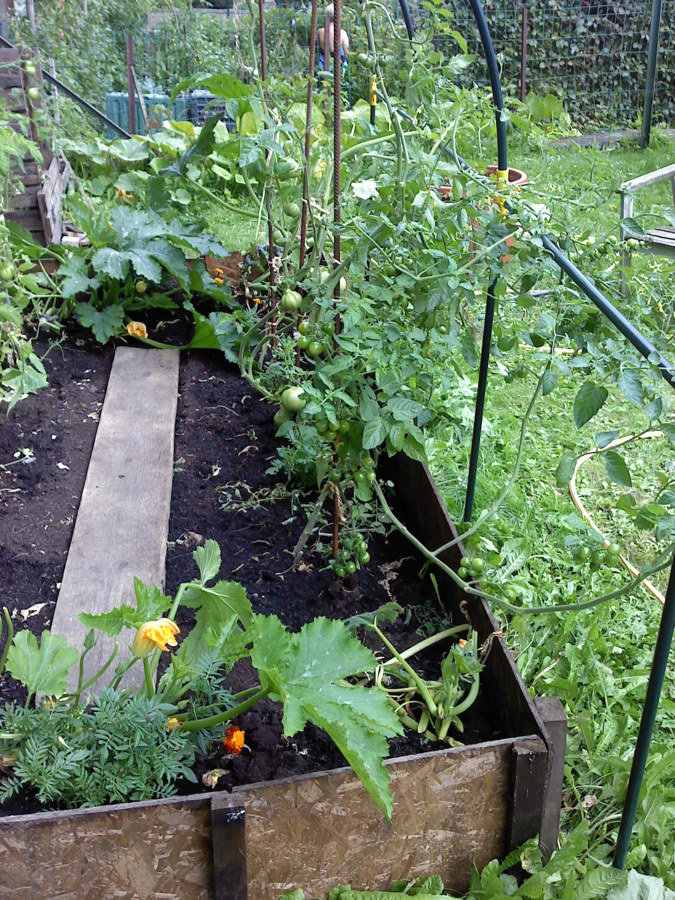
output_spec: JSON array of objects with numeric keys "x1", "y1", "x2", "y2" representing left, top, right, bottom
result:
[
  {"x1": 463, "y1": 278, "x2": 497, "y2": 523},
  {"x1": 641, "y1": 0, "x2": 662, "y2": 148},
  {"x1": 613, "y1": 550, "x2": 675, "y2": 869}
]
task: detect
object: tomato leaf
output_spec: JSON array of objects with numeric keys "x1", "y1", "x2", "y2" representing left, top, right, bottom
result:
[
  {"x1": 573, "y1": 381, "x2": 608, "y2": 428},
  {"x1": 542, "y1": 368, "x2": 558, "y2": 396},
  {"x1": 604, "y1": 450, "x2": 632, "y2": 487},
  {"x1": 362, "y1": 417, "x2": 388, "y2": 449},
  {"x1": 556, "y1": 454, "x2": 577, "y2": 487}
]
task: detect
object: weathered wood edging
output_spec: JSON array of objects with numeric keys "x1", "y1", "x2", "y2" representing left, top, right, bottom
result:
[{"x1": 50, "y1": 347, "x2": 179, "y2": 689}]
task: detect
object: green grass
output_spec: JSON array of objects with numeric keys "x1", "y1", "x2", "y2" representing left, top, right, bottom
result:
[
  {"x1": 427, "y1": 134, "x2": 675, "y2": 884},
  {"x1": 192, "y1": 195, "x2": 267, "y2": 252}
]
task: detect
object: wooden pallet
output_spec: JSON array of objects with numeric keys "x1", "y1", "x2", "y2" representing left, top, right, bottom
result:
[
  {"x1": 620, "y1": 163, "x2": 675, "y2": 261},
  {"x1": 1, "y1": 46, "x2": 68, "y2": 245}
]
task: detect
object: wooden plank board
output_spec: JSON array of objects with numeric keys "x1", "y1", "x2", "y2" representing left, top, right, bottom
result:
[
  {"x1": 9, "y1": 188, "x2": 40, "y2": 210},
  {"x1": 0, "y1": 48, "x2": 21, "y2": 64},
  {"x1": 51, "y1": 348, "x2": 180, "y2": 691},
  {"x1": 647, "y1": 226, "x2": 675, "y2": 243},
  {"x1": 621, "y1": 162, "x2": 675, "y2": 193},
  {"x1": 0, "y1": 71, "x2": 23, "y2": 89}
]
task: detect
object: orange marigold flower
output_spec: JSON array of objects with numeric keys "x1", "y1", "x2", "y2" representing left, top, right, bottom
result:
[
  {"x1": 214, "y1": 276, "x2": 224, "y2": 285},
  {"x1": 458, "y1": 638, "x2": 467, "y2": 649},
  {"x1": 132, "y1": 618, "x2": 179, "y2": 658},
  {"x1": 126, "y1": 321, "x2": 148, "y2": 339},
  {"x1": 215, "y1": 266, "x2": 224, "y2": 275},
  {"x1": 222, "y1": 725, "x2": 245, "y2": 754},
  {"x1": 166, "y1": 717, "x2": 183, "y2": 731},
  {"x1": 253, "y1": 297, "x2": 261, "y2": 304}
]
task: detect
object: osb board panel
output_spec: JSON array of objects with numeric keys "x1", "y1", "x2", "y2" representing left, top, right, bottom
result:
[
  {"x1": 0, "y1": 795, "x2": 213, "y2": 899},
  {"x1": 233, "y1": 739, "x2": 516, "y2": 898},
  {"x1": 0, "y1": 740, "x2": 524, "y2": 899}
]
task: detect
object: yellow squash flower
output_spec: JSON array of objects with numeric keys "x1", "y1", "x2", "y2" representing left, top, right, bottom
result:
[
  {"x1": 132, "y1": 618, "x2": 179, "y2": 658},
  {"x1": 126, "y1": 321, "x2": 148, "y2": 339}
]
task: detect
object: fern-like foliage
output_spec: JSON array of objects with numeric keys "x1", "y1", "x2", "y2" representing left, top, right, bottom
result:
[{"x1": 0, "y1": 690, "x2": 199, "y2": 809}]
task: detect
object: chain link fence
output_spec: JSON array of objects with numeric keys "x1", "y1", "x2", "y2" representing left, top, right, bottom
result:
[{"x1": 7, "y1": 0, "x2": 674, "y2": 134}]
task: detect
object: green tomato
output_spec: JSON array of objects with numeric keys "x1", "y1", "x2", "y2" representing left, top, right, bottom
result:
[
  {"x1": 591, "y1": 549, "x2": 605, "y2": 567},
  {"x1": 334, "y1": 565, "x2": 346, "y2": 578},
  {"x1": 24, "y1": 61, "x2": 37, "y2": 76},
  {"x1": 26, "y1": 86, "x2": 40, "y2": 101},
  {"x1": 358, "y1": 550, "x2": 370, "y2": 565},
  {"x1": 470, "y1": 557, "x2": 485, "y2": 574},
  {"x1": 272, "y1": 229, "x2": 283, "y2": 243},
  {"x1": 280, "y1": 386, "x2": 306, "y2": 413},
  {"x1": 298, "y1": 320, "x2": 311, "y2": 336},
  {"x1": 0, "y1": 263, "x2": 16, "y2": 282},
  {"x1": 354, "y1": 469, "x2": 367, "y2": 485},
  {"x1": 283, "y1": 201, "x2": 301, "y2": 218},
  {"x1": 275, "y1": 159, "x2": 300, "y2": 180},
  {"x1": 328, "y1": 467, "x2": 341, "y2": 482},
  {"x1": 135, "y1": 280, "x2": 148, "y2": 294},
  {"x1": 365, "y1": 470, "x2": 376, "y2": 483},
  {"x1": 274, "y1": 407, "x2": 292, "y2": 428},
  {"x1": 346, "y1": 561, "x2": 356, "y2": 575},
  {"x1": 504, "y1": 586, "x2": 517, "y2": 601},
  {"x1": 280, "y1": 289, "x2": 301, "y2": 312},
  {"x1": 575, "y1": 546, "x2": 591, "y2": 563},
  {"x1": 307, "y1": 341, "x2": 323, "y2": 358},
  {"x1": 337, "y1": 420, "x2": 350, "y2": 435},
  {"x1": 607, "y1": 542, "x2": 621, "y2": 558},
  {"x1": 297, "y1": 335, "x2": 310, "y2": 350},
  {"x1": 458, "y1": 567, "x2": 470, "y2": 581}
]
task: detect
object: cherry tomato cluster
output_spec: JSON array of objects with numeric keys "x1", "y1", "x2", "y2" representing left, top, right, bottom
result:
[
  {"x1": 332, "y1": 532, "x2": 371, "y2": 578},
  {"x1": 574, "y1": 542, "x2": 621, "y2": 568},
  {"x1": 323, "y1": 452, "x2": 375, "y2": 487},
  {"x1": 296, "y1": 318, "x2": 334, "y2": 359},
  {"x1": 457, "y1": 556, "x2": 485, "y2": 581}
]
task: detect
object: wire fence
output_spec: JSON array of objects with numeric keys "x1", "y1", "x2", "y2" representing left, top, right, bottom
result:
[{"x1": 6, "y1": 0, "x2": 674, "y2": 134}]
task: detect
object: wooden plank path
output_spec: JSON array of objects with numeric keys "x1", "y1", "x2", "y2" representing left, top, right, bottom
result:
[{"x1": 51, "y1": 348, "x2": 179, "y2": 690}]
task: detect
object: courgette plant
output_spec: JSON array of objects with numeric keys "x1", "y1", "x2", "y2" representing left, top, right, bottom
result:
[{"x1": 0, "y1": 541, "x2": 482, "y2": 816}]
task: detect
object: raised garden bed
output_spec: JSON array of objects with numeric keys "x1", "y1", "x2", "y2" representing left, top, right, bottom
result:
[{"x1": 0, "y1": 348, "x2": 565, "y2": 898}]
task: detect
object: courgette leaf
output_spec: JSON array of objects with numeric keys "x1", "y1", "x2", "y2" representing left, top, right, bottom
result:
[{"x1": 250, "y1": 615, "x2": 402, "y2": 818}]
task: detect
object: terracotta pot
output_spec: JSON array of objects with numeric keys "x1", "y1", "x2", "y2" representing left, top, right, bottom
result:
[{"x1": 484, "y1": 165, "x2": 528, "y2": 187}]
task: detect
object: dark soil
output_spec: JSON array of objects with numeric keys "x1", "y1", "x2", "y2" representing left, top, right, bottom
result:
[
  {"x1": 0, "y1": 332, "x2": 114, "y2": 706},
  {"x1": 0, "y1": 336, "x2": 501, "y2": 815},
  {"x1": 166, "y1": 351, "x2": 499, "y2": 796}
]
